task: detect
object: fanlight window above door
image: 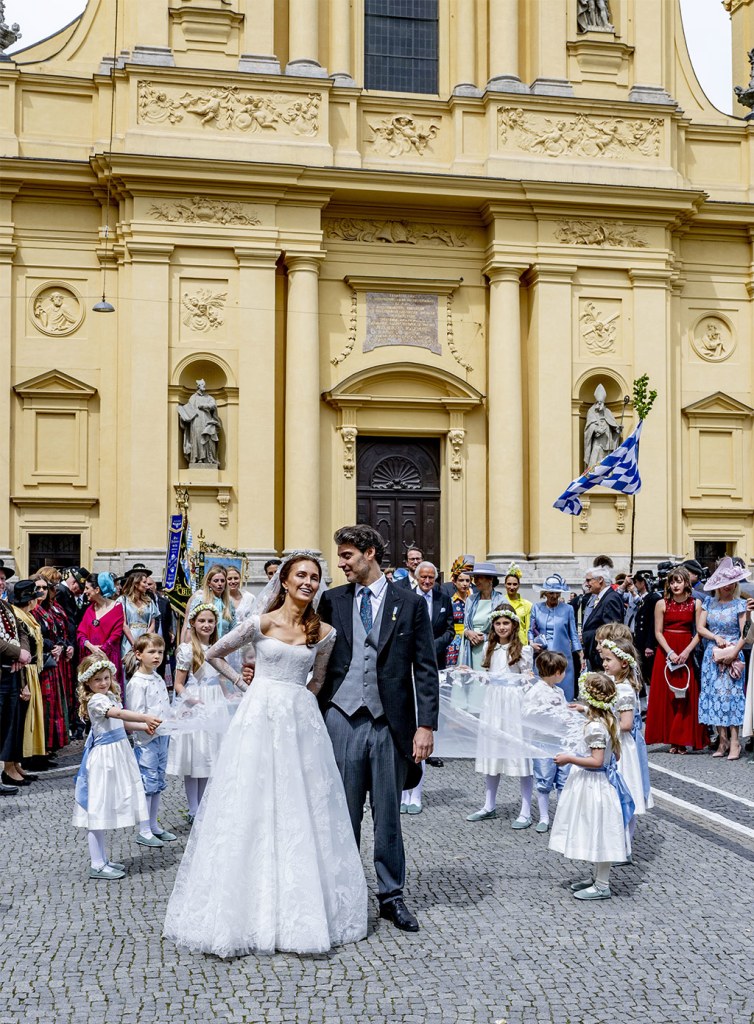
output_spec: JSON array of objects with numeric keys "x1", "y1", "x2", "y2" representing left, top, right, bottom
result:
[{"x1": 371, "y1": 456, "x2": 422, "y2": 491}]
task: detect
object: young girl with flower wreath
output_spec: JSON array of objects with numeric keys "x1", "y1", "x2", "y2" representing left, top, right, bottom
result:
[
  {"x1": 166, "y1": 603, "x2": 240, "y2": 822},
  {"x1": 466, "y1": 606, "x2": 536, "y2": 828},
  {"x1": 72, "y1": 655, "x2": 162, "y2": 880},
  {"x1": 549, "y1": 672, "x2": 634, "y2": 901},
  {"x1": 599, "y1": 636, "x2": 654, "y2": 849}
]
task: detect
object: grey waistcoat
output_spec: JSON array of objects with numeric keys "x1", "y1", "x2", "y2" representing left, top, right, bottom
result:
[{"x1": 331, "y1": 594, "x2": 386, "y2": 719}]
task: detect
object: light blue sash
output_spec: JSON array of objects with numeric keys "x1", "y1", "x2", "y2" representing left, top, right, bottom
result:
[
  {"x1": 74, "y1": 725, "x2": 127, "y2": 811},
  {"x1": 586, "y1": 755, "x2": 636, "y2": 828},
  {"x1": 630, "y1": 713, "x2": 652, "y2": 802}
]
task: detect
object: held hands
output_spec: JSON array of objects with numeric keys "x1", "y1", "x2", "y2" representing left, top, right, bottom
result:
[
  {"x1": 241, "y1": 666, "x2": 255, "y2": 683},
  {"x1": 413, "y1": 726, "x2": 434, "y2": 763},
  {"x1": 554, "y1": 752, "x2": 571, "y2": 766},
  {"x1": 676, "y1": 650, "x2": 689, "y2": 665},
  {"x1": 20, "y1": 685, "x2": 31, "y2": 702},
  {"x1": 714, "y1": 635, "x2": 728, "y2": 648},
  {"x1": 143, "y1": 715, "x2": 162, "y2": 735},
  {"x1": 18, "y1": 649, "x2": 32, "y2": 666}
]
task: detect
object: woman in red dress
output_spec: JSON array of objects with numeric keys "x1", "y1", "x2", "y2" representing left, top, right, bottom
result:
[
  {"x1": 645, "y1": 567, "x2": 708, "y2": 752},
  {"x1": 77, "y1": 572, "x2": 124, "y2": 678},
  {"x1": 31, "y1": 575, "x2": 69, "y2": 753}
]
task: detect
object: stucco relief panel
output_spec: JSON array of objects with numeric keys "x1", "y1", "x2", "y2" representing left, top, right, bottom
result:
[
  {"x1": 688, "y1": 313, "x2": 736, "y2": 363},
  {"x1": 177, "y1": 278, "x2": 230, "y2": 342},
  {"x1": 28, "y1": 281, "x2": 85, "y2": 338},
  {"x1": 578, "y1": 298, "x2": 623, "y2": 359},
  {"x1": 498, "y1": 107, "x2": 662, "y2": 160}
]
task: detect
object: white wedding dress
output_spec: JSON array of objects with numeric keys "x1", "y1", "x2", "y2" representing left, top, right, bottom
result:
[{"x1": 163, "y1": 615, "x2": 368, "y2": 957}]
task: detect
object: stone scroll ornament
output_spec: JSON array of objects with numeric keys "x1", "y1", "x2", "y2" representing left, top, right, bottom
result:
[
  {"x1": 498, "y1": 108, "x2": 661, "y2": 159},
  {"x1": 138, "y1": 81, "x2": 320, "y2": 135}
]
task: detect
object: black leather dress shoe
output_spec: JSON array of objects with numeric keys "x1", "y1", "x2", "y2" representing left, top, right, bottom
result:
[
  {"x1": 379, "y1": 898, "x2": 419, "y2": 932},
  {"x1": 20, "y1": 773, "x2": 38, "y2": 782},
  {"x1": 0, "y1": 781, "x2": 19, "y2": 795},
  {"x1": 2, "y1": 772, "x2": 28, "y2": 787},
  {"x1": 426, "y1": 756, "x2": 444, "y2": 768}
]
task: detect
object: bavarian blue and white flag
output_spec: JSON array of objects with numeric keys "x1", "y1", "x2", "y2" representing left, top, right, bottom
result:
[{"x1": 554, "y1": 421, "x2": 643, "y2": 516}]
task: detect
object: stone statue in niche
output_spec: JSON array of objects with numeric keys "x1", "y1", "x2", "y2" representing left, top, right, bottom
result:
[
  {"x1": 577, "y1": 0, "x2": 613, "y2": 33},
  {"x1": 583, "y1": 384, "x2": 620, "y2": 469},
  {"x1": 178, "y1": 379, "x2": 221, "y2": 468}
]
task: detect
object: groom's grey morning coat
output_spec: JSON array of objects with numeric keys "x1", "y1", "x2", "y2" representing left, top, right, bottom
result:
[{"x1": 317, "y1": 580, "x2": 439, "y2": 789}]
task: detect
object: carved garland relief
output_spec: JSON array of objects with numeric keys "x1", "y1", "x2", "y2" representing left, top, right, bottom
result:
[
  {"x1": 498, "y1": 108, "x2": 662, "y2": 159},
  {"x1": 323, "y1": 218, "x2": 469, "y2": 247},
  {"x1": 555, "y1": 220, "x2": 648, "y2": 248},
  {"x1": 30, "y1": 284, "x2": 84, "y2": 337},
  {"x1": 138, "y1": 81, "x2": 321, "y2": 136},
  {"x1": 148, "y1": 196, "x2": 260, "y2": 225}
]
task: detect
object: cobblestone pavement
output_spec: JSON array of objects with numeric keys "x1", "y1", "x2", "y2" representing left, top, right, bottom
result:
[{"x1": 2, "y1": 746, "x2": 754, "y2": 1024}]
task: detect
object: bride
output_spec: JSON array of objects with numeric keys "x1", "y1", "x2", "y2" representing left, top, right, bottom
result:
[{"x1": 162, "y1": 551, "x2": 368, "y2": 957}]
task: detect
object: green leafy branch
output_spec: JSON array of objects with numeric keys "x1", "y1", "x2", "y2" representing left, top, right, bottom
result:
[{"x1": 632, "y1": 374, "x2": 657, "y2": 421}]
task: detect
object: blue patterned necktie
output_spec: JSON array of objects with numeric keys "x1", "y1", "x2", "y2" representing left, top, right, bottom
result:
[{"x1": 360, "y1": 588, "x2": 373, "y2": 633}]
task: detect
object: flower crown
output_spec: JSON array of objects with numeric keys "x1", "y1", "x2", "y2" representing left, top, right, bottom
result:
[
  {"x1": 505, "y1": 562, "x2": 523, "y2": 580},
  {"x1": 578, "y1": 673, "x2": 617, "y2": 710},
  {"x1": 79, "y1": 659, "x2": 117, "y2": 684},
  {"x1": 599, "y1": 638, "x2": 637, "y2": 668},
  {"x1": 490, "y1": 608, "x2": 520, "y2": 626},
  {"x1": 189, "y1": 602, "x2": 219, "y2": 622}
]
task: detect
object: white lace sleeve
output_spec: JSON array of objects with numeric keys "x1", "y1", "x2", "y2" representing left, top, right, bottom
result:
[
  {"x1": 520, "y1": 645, "x2": 534, "y2": 677},
  {"x1": 584, "y1": 720, "x2": 608, "y2": 749},
  {"x1": 207, "y1": 614, "x2": 259, "y2": 661},
  {"x1": 175, "y1": 643, "x2": 193, "y2": 673},
  {"x1": 307, "y1": 629, "x2": 337, "y2": 695}
]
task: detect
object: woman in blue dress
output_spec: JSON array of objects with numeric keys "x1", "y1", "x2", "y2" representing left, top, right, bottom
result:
[
  {"x1": 696, "y1": 557, "x2": 749, "y2": 761},
  {"x1": 528, "y1": 574, "x2": 584, "y2": 701}
]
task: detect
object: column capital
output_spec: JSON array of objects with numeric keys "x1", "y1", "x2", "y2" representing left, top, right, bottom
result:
[
  {"x1": 235, "y1": 247, "x2": 279, "y2": 269},
  {"x1": 523, "y1": 263, "x2": 578, "y2": 287},
  {"x1": 483, "y1": 263, "x2": 529, "y2": 284},
  {"x1": 284, "y1": 252, "x2": 326, "y2": 274},
  {"x1": 125, "y1": 241, "x2": 174, "y2": 263},
  {"x1": 628, "y1": 267, "x2": 675, "y2": 287}
]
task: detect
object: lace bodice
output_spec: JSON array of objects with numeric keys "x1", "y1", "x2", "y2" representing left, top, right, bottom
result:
[{"x1": 208, "y1": 614, "x2": 336, "y2": 691}]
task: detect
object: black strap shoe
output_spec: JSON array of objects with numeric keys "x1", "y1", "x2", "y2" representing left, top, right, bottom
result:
[
  {"x1": 379, "y1": 898, "x2": 419, "y2": 932},
  {"x1": 0, "y1": 781, "x2": 19, "y2": 795}
]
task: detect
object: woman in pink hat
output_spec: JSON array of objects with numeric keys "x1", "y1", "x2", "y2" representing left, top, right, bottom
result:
[{"x1": 696, "y1": 557, "x2": 749, "y2": 760}]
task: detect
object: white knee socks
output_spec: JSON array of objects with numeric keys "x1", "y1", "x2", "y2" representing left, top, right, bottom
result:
[
  {"x1": 197, "y1": 777, "x2": 208, "y2": 805},
  {"x1": 594, "y1": 862, "x2": 611, "y2": 888},
  {"x1": 88, "y1": 829, "x2": 107, "y2": 870},
  {"x1": 536, "y1": 790, "x2": 550, "y2": 825},
  {"x1": 518, "y1": 775, "x2": 533, "y2": 819},
  {"x1": 484, "y1": 774, "x2": 500, "y2": 812},
  {"x1": 148, "y1": 793, "x2": 161, "y2": 835},
  {"x1": 628, "y1": 815, "x2": 637, "y2": 844}
]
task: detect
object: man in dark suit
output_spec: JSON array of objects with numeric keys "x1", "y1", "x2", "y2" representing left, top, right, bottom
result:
[
  {"x1": 632, "y1": 571, "x2": 661, "y2": 687},
  {"x1": 395, "y1": 546, "x2": 423, "y2": 592},
  {"x1": 581, "y1": 568, "x2": 626, "y2": 670},
  {"x1": 415, "y1": 562, "x2": 455, "y2": 669},
  {"x1": 318, "y1": 525, "x2": 439, "y2": 933}
]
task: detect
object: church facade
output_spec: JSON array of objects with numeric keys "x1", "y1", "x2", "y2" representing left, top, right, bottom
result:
[{"x1": 1, "y1": 0, "x2": 754, "y2": 580}]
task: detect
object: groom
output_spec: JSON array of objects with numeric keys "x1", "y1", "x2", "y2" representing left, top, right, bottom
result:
[{"x1": 317, "y1": 525, "x2": 439, "y2": 932}]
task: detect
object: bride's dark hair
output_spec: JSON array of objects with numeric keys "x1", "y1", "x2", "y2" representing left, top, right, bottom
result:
[{"x1": 267, "y1": 555, "x2": 322, "y2": 647}]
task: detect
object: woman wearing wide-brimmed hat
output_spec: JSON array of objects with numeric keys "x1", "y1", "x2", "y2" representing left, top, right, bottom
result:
[
  {"x1": 696, "y1": 557, "x2": 750, "y2": 761},
  {"x1": 460, "y1": 562, "x2": 507, "y2": 670},
  {"x1": 527, "y1": 574, "x2": 584, "y2": 702}
]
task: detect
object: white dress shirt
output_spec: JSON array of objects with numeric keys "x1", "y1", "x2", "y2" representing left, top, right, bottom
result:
[{"x1": 355, "y1": 573, "x2": 389, "y2": 621}]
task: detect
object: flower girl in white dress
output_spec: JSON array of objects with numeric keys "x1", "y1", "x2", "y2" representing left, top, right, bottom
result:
[
  {"x1": 163, "y1": 552, "x2": 367, "y2": 958},
  {"x1": 466, "y1": 607, "x2": 535, "y2": 827},
  {"x1": 549, "y1": 672, "x2": 634, "y2": 901}
]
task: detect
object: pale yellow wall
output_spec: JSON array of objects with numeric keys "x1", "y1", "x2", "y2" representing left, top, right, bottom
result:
[{"x1": 2, "y1": 0, "x2": 754, "y2": 579}]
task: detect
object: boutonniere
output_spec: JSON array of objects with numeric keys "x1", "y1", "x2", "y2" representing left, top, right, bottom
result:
[
  {"x1": 440, "y1": 606, "x2": 446, "y2": 614},
  {"x1": 391, "y1": 606, "x2": 398, "y2": 621}
]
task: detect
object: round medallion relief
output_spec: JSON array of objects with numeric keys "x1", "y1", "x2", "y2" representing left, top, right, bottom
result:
[
  {"x1": 690, "y1": 314, "x2": 734, "y2": 363},
  {"x1": 30, "y1": 283, "x2": 84, "y2": 338}
]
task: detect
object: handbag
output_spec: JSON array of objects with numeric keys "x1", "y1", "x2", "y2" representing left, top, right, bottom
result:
[{"x1": 664, "y1": 657, "x2": 690, "y2": 699}]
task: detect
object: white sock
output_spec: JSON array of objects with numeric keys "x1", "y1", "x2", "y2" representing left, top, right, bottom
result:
[
  {"x1": 88, "y1": 830, "x2": 106, "y2": 870},
  {"x1": 595, "y1": 862, "x2": 611, "y2": 888},
  {"x1": 409, "y1": 764, "x2": 425, "y2": 806},
  {"x1": 518, "y1": 776, "x2": 533, "y2": 819},
  {"x1": 184, "y1": 776, "x2": 199, "y2": 816},
  {"x1": 484, "y1": 774, "x2": 500, "y2": 812},
  {"x1": 197, "y1": 777, "x2": 208, "y2": 806},
  {"x1": 148, "y1": 794, "x2": 161, "y2": 835},
  {"x1": 628, "y1": 815, "x2": 637, "y2": 843},
  {"x1": 536, "y1": 791, "x2": 550, "y2": 824},
  {"x1": 139, "y1": 819, "x2": 154, "y2": 839}
]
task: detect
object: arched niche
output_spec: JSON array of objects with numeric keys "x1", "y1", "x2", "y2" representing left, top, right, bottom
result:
[
  {"x1": 571, "y1": 369, "x2": 633, "y2": 472},
  {"x1": 169, "y1": 354, "x2": 238, "y2": 472}
]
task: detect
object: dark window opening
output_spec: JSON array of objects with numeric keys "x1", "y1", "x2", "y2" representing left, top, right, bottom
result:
[{"x1": 365, "y1": 0, "x2": 439, "y2": 95}]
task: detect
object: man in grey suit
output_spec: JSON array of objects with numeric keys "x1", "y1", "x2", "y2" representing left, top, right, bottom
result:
[{"x1": 317, "y1": 525, "x2": 439, "y2": 933}]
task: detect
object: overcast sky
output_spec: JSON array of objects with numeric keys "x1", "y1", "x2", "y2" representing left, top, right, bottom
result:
[{"x1": 3, "y1": 0, "x2": 736, "y2": 115}]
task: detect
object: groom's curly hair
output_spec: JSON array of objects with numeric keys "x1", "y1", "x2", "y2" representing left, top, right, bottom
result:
[{"x1": 333, "y1": 525, "x2": 386, "y2": 564}]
